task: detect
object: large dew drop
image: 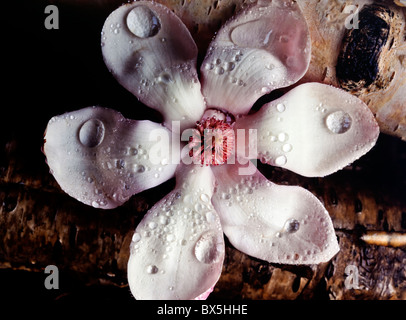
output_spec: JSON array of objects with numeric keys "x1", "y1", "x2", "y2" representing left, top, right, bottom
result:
[
  {"x1": 230, "y1": 20, "x2": 272, "y2": 49},
  {"x1": 325, "y1": 111, "x2": 352, "y2": 134},
  {"x1": 194, "y1": 231, "x2": 223, "y2": 264},
  {"x1": 126, "y1": 5, "x2": 161, "y2": 38},
  {"x1": 78, "y1": 119, "x2": 105, "y2": 148}
]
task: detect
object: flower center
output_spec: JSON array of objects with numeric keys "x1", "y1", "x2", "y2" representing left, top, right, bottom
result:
[{"x1": 188, "y1": 110, "x2": 235, "y2": 166}]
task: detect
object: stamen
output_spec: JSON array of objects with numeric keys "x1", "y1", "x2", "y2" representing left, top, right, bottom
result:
[{"x1": 189, "y1": 117, "x2": 235, "y2": 166}]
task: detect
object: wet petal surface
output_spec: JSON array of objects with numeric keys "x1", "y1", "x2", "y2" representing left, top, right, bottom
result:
[
  {"x1": 102, "y1": 1, "x2": 205, "y2": 131},
  {"x1": 128, "y1": 165, "x2": 224, "y2": 300},
  {"x1": 236, "y1": 83, "x2": 380, "y2": 177},
  {"x1": 211, "y1": 163, "x2": 340, "y2": 264},
  {"x1": 44, "y1": 107, "x2": 179, "y2": 209},
  {"x1": 200, "y1": 0, "x2": 311, "y2": 114}
]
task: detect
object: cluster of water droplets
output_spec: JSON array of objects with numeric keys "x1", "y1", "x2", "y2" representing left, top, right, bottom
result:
[
  {"x1": 256, "y1": 98, "x2": 354, "y2": 168},
  {"x1": 47, "y1": 114, "x2": 110, "y2": 208},
  {"x1": 215, "y1": 174, "x2": 333, "y2": 262},
  {"x1": 217, "y1": 176, "x2": 258, "y2": 210},
  {"x1": 214, "y1": 0, "x2": 308, "y2": 92},
  {"x1": 130, "y1": 186, "x2": 224, "y2": 292},
  {"x1": 101, "y1": 3, "x2": 201, "y2": 112},
  {"x1": 216, "y1": 177, "x2": 284, "y2": 241},
  {"x1": 258, "y1": 102, "x2": 291, "y2": 166},
  {"x1": 204, "y1": 46, "x2": 248, "y2": 88},
  {"x1": 58, "y1": 112, "x2": 171, "y2": 208},
  {"x1": 99, "y1": 144, "x2": 150, "y2": 177},
  {"x1": 100, "y1": 22, "x2": 122, "y2": 47}
]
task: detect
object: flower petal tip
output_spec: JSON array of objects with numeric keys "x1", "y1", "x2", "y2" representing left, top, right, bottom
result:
[
  {"x1": 200, "y1": 0, "x2": 311, "y2": 114},
  {"x1": 236, "y1": 82, "x2": 380, "y2": 177},
  {"x1": 102, "y1": 1, "x2": 206, "y2": 130},
  {"x1": 127, "y1": 165, "x2": 224, "y2": 300},
  {"x1": 44, "y1": 106, "x2": 178, "y2": 209},
  {"x1": 211, "y1": 164, "x2": 339, "y2": 265}
]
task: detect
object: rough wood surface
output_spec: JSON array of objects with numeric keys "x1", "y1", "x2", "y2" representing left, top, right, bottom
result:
[
  {"x1": 1, "y1": 0, "x2": 405, "y2": 301},
  {"x1": 297, "y1": 0, "x2": 406, "y2": 141}
]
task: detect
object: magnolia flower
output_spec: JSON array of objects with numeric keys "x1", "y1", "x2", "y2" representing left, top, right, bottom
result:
[{"x1": 43, "y1": 0, "x2": 379, "y2": 300}]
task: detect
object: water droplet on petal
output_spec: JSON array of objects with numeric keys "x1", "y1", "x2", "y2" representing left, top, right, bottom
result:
[
  {"x1": 275, "y1": 155, "x2": 287, "y2": 166},
  {"x1": 92, "y1": 201, "x2": 101, "y2": 208},
  {"x1": 205, "y1": 63, "x2": 214, "y2": 70},
  {"x1": 148, "y1": 221, "x2": 157, "y2": 230},
  {"x1": 146, "y1": 264, "x2": 159, "y2": 274},
  {"x1": 126, "y1": 5, "x2": 161, "y2": 38},
  {"x1": 132, "y1": 232, "x2": 141, "y2": 243},
  {"x1": 133, "y1": 164, "x2": 145, "y2": 173},
  {"x1": 224, "y1": 61, "x2": 235, "y2": 71},
  {"x1": 284, "y1": 218, "x2": 300, "y2": 233},
  {"x1": 194, "y1": 231, "x2": 223, "y2": 264},
  {"x1": 231, "y1": 19, "x2": 273, "y2": 49},
  {"x1": 157, "y1": 73, "x2": 172, "y2": 84},
  {"x1": 200, "y1": 193, "x2": 210, "y2": 203},
  {"x1": 214, "y1": 66, "x2": 225, "y2": 75},
  {"x1": 115, "y1": 159, "x2": 125, "y2": 169},
  {"x1": 205, "y1": 211, "x2": 217, "y2": 223},
  {"x1": 159, "y1": 216, "x2": 169, "y2": 225},
  {"x1": 326, "y1": 111, "x2": 352, "y2": 134},
  {"x1": 194, "y1": 203, "x2": 203, "y2": 212},
  {"x1": 79, "y1": 119, "x2": 105, "y2": 148},
  {"x1": 282, "y1": 143, "x2": 292, "y2": 152},
  {"x1": 221, "y1": 193, "x2": 231, "y2": 200},
  {"x1": 261, "y1": 86, "x2": 269, "y2": 94},
  {"x1": 266, "y1": 63, "x2": 275, "y2": 70},
  {"x1": 277, "y1": 132, "x2": 288, "y2": 142},
  {"x1": 276, "y1": 103, "x2": 286, "y2": 113}
]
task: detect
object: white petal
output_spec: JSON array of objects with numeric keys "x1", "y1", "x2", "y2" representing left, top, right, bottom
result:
[
  {"x1": 102, "y1": 2, "x2": 205, "y2": 131},
  {"x1": 44, "y1": 106, "x2": 179, "y2": 209},
  {"x1": 211, "y1": 163, "x2": 339, "y2": 265},
  {"x1": 236, "y1": 83, "x2": 380, "y2": 177},
  {"x1": 200, "y1": 0, "x2": 311, "y2": 115},
  {"x1": 128, "y1": 165, "x2": 225, "y2": 300}
]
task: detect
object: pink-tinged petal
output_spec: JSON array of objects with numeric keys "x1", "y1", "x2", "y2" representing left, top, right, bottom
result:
[
  {"x1": 211, "y1": 163, "x2": 339, "y2": 265},
  {"x1": 200, "y1": 0, "x2": 311, "y2": 115},
  {"x1": 194, "y1": 286, "x2": 214, "y2": 300},
  {"x1": 102, "y1": 1, "x2": 205, "y2": 131},
  {"x1": 44, "y1": 107, "x2": 179, "y2": 209},
  {"x1": 236, "y1": 83, "x2": 380, "y2": 177},
  {"x1": 128, "y1": 165, "x2": 225, "y2": 300}
]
